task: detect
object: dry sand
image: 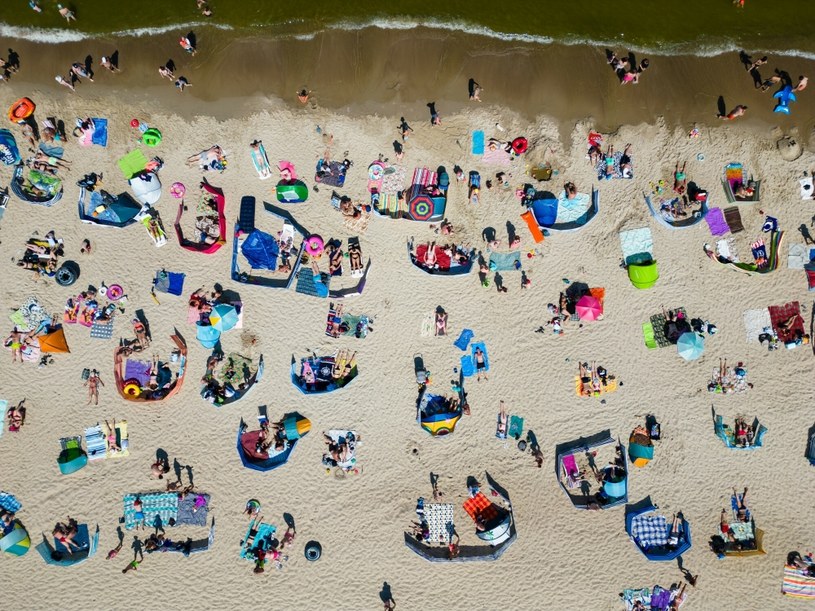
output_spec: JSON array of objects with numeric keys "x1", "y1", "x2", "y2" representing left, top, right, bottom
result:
[{"x1": 0, "y1": 57, "x2": 815, "y2": 610}]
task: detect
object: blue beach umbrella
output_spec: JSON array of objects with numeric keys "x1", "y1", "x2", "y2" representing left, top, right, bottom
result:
[
  {"x1": 210, "y1": 303, "x2": 239, "y2": 332},
  {"x1": 677, "y1": 332, "x2": 704, "y2": 361},
  {"x1": 196, "y1": 324, "x2": 221, "y2": 349}
]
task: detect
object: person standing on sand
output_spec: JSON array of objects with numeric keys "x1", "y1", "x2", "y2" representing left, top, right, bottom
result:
[
  {"x1": 158, "y1": 62, "x2": 175, "y2": 80},
  {"x1": 85, "y1": 369, "x2": 104, "y2": 405},
  {"x1": 718, "y1": 105, "x2": 747, "y2": 120},
  {"x1": 57, "y1": 4, "x2": 76, "y2": 22},
  {"x1": 398, "y1": 117, "x2": 413, "y2": 141},
  {"x1": 427, "y1": 102, "x2": 441, "y2": 126}
]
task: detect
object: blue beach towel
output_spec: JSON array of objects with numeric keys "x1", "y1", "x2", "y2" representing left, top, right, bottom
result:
[
  {"x1": 91, "y1": 118, "x2": 108, "y2": 147},
  {"x1": 454, "y1": 328, "x2": 474, "y2": 351},
  {"x1": 488, "y1": 250, "x2": 521, "y2": 271},
  {"x1": 508, "y1": 415, "x2": 524, "y2": 439},
  {"x1": 472, "y1": 130, "x2": 485, "y2": 155},
  {"x1": 154, "y1": 270, "x2": 186, "y2": 295},
  {"x1": 39, "y1": 142, "x2": 64, "y2": 159},
  {"x1": 471, "y1": 342, "x2": 489, "y2": 371},
  {"x1": 460, "y1": 355, "x2": 474, "y2": 377}
]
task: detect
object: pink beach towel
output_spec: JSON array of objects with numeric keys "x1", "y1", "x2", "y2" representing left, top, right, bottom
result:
[{"x1": 482, "y1": 146, "x2": 511, "y2": 166}]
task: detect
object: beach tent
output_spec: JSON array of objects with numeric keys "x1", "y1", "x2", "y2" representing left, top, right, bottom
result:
[
  {"x1": 554, "y1": 430, "x2": 628, "y2": 510},
  {"x1": 628, "y1": 261, "x2": 659, "y2": 289},
  {"x1": 57, "y1": 439, "x2": 88, "y2": 475},
  {"x1": 528, "y1": 187, "x2": 600, "y2": 232},
  {"x1": 35, "y1": 523, "x2": 99, "y2": 566},
  {"x1": 38, "y1": 327, "x2": 70, "y2": 353},
  {"x1": 418, "y1": 389, "x2": 463, "y2": 436},
  {"x1": 0, "y1": 522, "x2": 31, "y2": 556},
  {"x1": 237, "y1": 413, "x2": 310, "y2": 472},
  {"x1": 78, "y1": 188, "x2": 143, "y2": 227},
  {"x1": 196, "y1": 324, "x2": 221, "y2": 349},
  {"x1": 0, "y1": 129, "x2": 21, "y2": 165},
  {"x1": 626, "y1": 497, "x2": 691, "y2": 562},
  {"x1": 628, "y1": 429, "x2": 654, "y2": 467},
  {"x1": 129, "y1": 171, "x2": 162, "y2": 206},
  {"x1": 713, "y1": 409, "x2": 767, "y2": 450},
  {"x1": 174, "y1": 181, "x2": 227, "y2": 253}
]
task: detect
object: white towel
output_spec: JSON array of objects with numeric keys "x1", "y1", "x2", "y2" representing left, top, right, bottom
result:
[
  {"x1": 788, "y1": 243, "x2": 808, "y2": 270},
  {"x1": 743, "y1": 308, "x2": 772, "y2": 343},
  {"x1": 800, "y1": 177, "x2": 814, "y2": 200}
]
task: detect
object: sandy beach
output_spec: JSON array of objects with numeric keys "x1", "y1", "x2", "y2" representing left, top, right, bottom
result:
[{"x1": 1, "y1": 23, "x2": 815, "y2": 611}]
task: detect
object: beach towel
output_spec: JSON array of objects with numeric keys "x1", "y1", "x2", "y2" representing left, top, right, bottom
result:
[
  {"x1": 482, "y1": 146, "x2": 511, "y2": 166},
  {"x1": 124, "y1": 359, "x2": 152, "y2": 387},
  {"x1": 471, "y1": 342, "x2": 489, "y2": 371},
  {"x1": 619, "y1": 227, "x2": 654, "y2": 265},
  {"x1": 463, "y1": 492, "x2": 498, "y2": 524},
  {"x1": 381, "y1": 165, "x2": 405, "y2": 194},
  {"x1": 649, "y1": 307, "x2": 687, "y2": 348},
  {"x1": 415, "y1": 244, "x2": 451, "y2": 271},
  {"x1": 123, "y1": 493, "x2": 179, "y2": 530},
  {"x1": 0, "y1": 399, "x2": 5, "y2": 438},
  {"x1": 788, "y1": 243, "x2": 808, "y2": 269},
  {"x1": 315, "y1": 160, "x2": 347, "y2": 188},
  {"x1": 454, "y1": 329, "x2": 474, "y2": 351},
  {"x1": 642, "y1": 323, "x2": 657, "y2": 349},
  {"x1": 574, "y1": 375, "x2": 618, "y2": 396},
  {"x1": 110, "y1": 420, "x2": 129, "y2": 457},
  {"x1": 0, "y1": 129, "x2": 21, "y2": 165},
  {"x1": 783, "y1": 566, "x2": 815, "y2": 598},
  {"x1": 622, "y1": 588, "x2": 651, "y2": 611},
  {"x1": 488, "y1": 250, "x2": 521, "y2": 271},
  {"x1": 295, "y1": 267, "x2": 330, "y2": 298},
  {"x1": 117, "y1": 150, "x2": 148, "y2": 180},
  {"x1": 240, "y1": 521, "x2": 277, "y2": 559},
  {"x1": 39, "y1": 142, "x2": 64, "y2": 159},
  {"x1": 769, "y1": 301, "x2": 803, "y2": 341},
  {"x1": 91, "y1": 119, "x2": 108, "y2": 147},
  {"x1": 705, "y1": 207, "x2": 729, "y2": 236},
  {"x1": 154, "y1": 270, "x2": 185, "y2": 295},
  {"x1": 742, "y1": 308, "x2": 772, "y2": 343},
  {"x1": 555, "y1": 191, "x2": 592, "y2": 224},
  {"x1": 805, "y1": 263, "x2": 815, "y2": 291},
  {"x1": 89, "y1": 320, "x2": 114, "y2": 340},
  {"x1": 250, "y1": 142, "x2": 272, "y2": 180},
  {"x1": 751, "y1": 239, "x2": 768, "y2": 267},
  {"x1": 595, "y1": 151, "x2": 631, "y2": 180},
  {"x1": 460, "y1": 355, "x2": 474, "y2": 377},
  {"x1": 424, "y1": 503, "x2": 454, "y2": 544},
  {"x1": 177, "y1": 493, "x2": 210, "y2": 526},
  {"x1": 84, "y1": 424, "x2": 107, "y2": 461},
  {"x1": 724, "y1": 207, "x2": 745, "y2": 233},
  {"x1": 561, "y1": 454, "x2": 580, "y2": 485},
  {"x1": 471, "y1": 130, "x2": 485, "y2": 155},
  {"x1": 508, "y1": 415, "x2": 524, "y2": 439},
  {"x1": 716, "y1": 238, "x2": 739, "y2": 262},
  {"x1": 630, "y1": 513, "x2": 668, "y2": 547},
  {"x1": 420, "y1": 312, "x2": 435, "y2": 338},
  {"x1": 0, "y1": 491, "x2": 21, "y2": 513},
  {"x1": 9, "y1": 297, "x2": 50, "y2": 333}
]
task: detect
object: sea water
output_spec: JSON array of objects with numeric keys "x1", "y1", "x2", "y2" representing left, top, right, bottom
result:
[{"x1": 2, "y1": 0, "x2": 814, "y2": 58}]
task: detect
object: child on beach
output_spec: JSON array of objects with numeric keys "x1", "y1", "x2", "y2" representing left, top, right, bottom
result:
[
  {"x1": 718, "y1": 105, "x2": 747, "y2": 120},
  {"x1": 398, "y1": 117, "x2": 413, "y2": 141}
]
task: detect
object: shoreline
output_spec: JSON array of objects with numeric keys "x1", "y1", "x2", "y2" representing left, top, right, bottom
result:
[{"x1": 1, "y1": 26, "x2": 814, "y2": 138}]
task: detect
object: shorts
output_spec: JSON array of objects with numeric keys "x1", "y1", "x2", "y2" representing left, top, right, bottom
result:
[
  {"x1": 476, "y1": 362, "x2": 486, "y2": 371},
  {"x1": 580, "y1": 376, "x2": 590, "y2": 384}
]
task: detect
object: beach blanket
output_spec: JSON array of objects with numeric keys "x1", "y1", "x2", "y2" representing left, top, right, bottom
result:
[
  {"x1": 649, "y1": 307, "x2": 687, "y2": 348},
  {"x1": 454, "y1": 329, "x2": 474, "y2": 351},
  {"x1": 124, "y1": 360, "x2": 152, "y2": 387},
  {"x1": 574, "y1": 375, "x2": 619, "y2": 396},
  {"x1": 630, "y1": 513, "x2": 668, "y2": 547},
  {"x1": 742, "y1": 308, "x2": 772, "y2": 343},
  {"x1": 92, "y1": 119, "x2": 108, "y2": 147},
  {"x1": 424, "y1": 503, "x2": 454, "y2": 544},
  {"x1": 769, "y1": 301, "x2": 804, "y2": 342},
  {"x1": 154, "y1": 270, "x2": 185, "y2": 295},
  {"x1": 482, "y1": 146, "x2": 511, "y2": 166},
  {"x1": 471, "y1": 130, "x2": 485, "y2": 155},
  {"x1": 595, "y1": 151, "x2": 631, "y2": 180},
  {"x1": 84, "y1": 424, "x2": 107, "y2": 461},
  {"x1": 705, "y1": 207, "x2": 729, "y2": 236},
  {"x1": 118, "y1": 149, "x2": 149, "y2": 180},
  {"x1": 727, "y1": 519, "x2": 753, "y2": 543},
  {"x1": 295, "y1": 267, "x2": 330, "y2": 298},
  {"x1": 556, "y1": 191, "x2": 591, "y2": 224},
  {"x1": 373, "y1": 193, "x2": 405, "y2": 219},
  {"x1": 0, "y1": 491, "x2": 22, "y2": 513},
  {"x1": 619, "y1": 227, "x2": 654, "y2": 265},
  {"x1": 415, "y1": 244, "x2": 452, "y2": 271},
  {"x1": 90, "y1": 320, "x2": 114, "y2": 340},
  {"x1": 783, "y1": 566, "x2": 815, "y2": 598},
  {"x1": 463, "y1": 492, "x2": 498, "y2": 524},
  {"x1": 488, "y1": 250, "x2": 521, "y2": 271},
  {"x1": 9, "y1": 297, "x2": 50, "y2": 333},
  {"x1": 788, "y1": 243, "x2": 808, "y2": 269},
  {"x1": 724, "y1": 207, "x2": 745, "y2": 233}
]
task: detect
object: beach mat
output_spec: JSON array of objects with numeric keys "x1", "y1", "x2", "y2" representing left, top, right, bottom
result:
[
  {"x1": 471, "y1": 130, "x2": 485, "y2": 155},
  {"x1": 118, "y1": 150, "x2": 148, "y2": 180},
  {"x1": 649, "y1": 307, "x2": 687, "y2": 348},
  {"x1": 154, "y1": 270, "x2": 185, "y2": 295},
  {"x1": 705, "y1": 207, "x2": 729, "y2": 236},
  {"x1": 724, "y1": 207, "x2": 745, "y2": 234},
  {"x1": 89, "y1": 320, "x2": 114, "y2": 340},
  {"x1": 488, "y1": 250, "x2": 521, "y2": 271},
  {"x1": 619, "y1": 227, "x2": 654, "y2": 265},
  {"x1": 424, "y1": 503, "x2": 454, "y2": 543}
]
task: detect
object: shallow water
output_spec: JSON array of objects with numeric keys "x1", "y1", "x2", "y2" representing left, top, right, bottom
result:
[{"x1": 3, "y1": 0, "x2": 815, "y2": 56}]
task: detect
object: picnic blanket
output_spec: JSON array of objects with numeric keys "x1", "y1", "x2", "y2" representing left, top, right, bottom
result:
[
  {"x1": 619, "y1": 227, "x2": 654, "y2": 265},
  {"x1": 630, "y1": 513, "x2": 668, "y2": 547},
  {"x1": 488, "y1": 250, "x2": 521, "y2": 271},
  {"x1": 769, "y1": 301, "x2": 803, "y2": 342},
  {"x1": 424, "y1": 503, "x2": 454, "y2": 544},
  {"x1": 724, "y1": 207, "x2": 745, "y2": 233},
  {"x1": 649, "y1": 307, "x2": 687, "y2": 348},
  {"x1": 705, "y1": 207, "x2": 729, "y2": 236},
  {"x1": 742, "y1": 308, "x2": 772, "y2": 343},
  {"x1": 154, "y1": 270, "x2": 185, "y2": 295},
  {"x1": 784, "y1": 566, "x2": 815, "y2": 598}
]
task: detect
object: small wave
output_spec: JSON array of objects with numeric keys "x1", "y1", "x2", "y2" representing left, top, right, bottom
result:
[{"x1": 0, "y1": 21, "x2": 232, "y2": 43}]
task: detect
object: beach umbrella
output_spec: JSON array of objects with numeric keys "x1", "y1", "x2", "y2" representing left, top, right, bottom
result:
[
  {"x1": 38, "y1": 327, "x2": 70, "y2": 353},
  {"x1": 210, "y1": 304, "x2": 239, "y2": 332},
  {"x1": 408, "y1": 194, "x2": 434, "y2": 221},
  {"x1": 575, "y1": 295, "x2": 603, "y2": 321},
  {"x1": 677, "y1": 332, "x2": 704, "y2": 361},
  {"x1": 196, "y1": 324, "x2": 221, "y2": 349},
  {"x1": 0, "y1": 523, "x2": 30, "y2": 556}
]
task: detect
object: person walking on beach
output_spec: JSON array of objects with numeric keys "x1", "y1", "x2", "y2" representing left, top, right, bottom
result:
[
  {"x1": 100, "y1": 55, "x2": 119, "y2": 73},
  {"x1": 158, "y1": 61, "x2": 175, "y2": 81},
  {"x1": 85, "y1": 369, "x2": 104, "y2": 405},
  {"x1": 427, "y1": 102, "x2": 441, "y2": 126},
  {"x1": 55, "y1": 75, "x2": 75, "y2": 91},
  {"x1": 57, "y1": 4, "x2": 76, "y2": 22},
  {"x1": 175, "y1": 76, "x2": 191, "y2": 92},
  {"x1": 468, "y1": 78, "x2": 482, "y2": 101},
  {"x1": 718, "y1": 104, "x2": 747, "y2": 120},
  {"x1": 398, "y1": 117, "x2": 413, "y2": 141}
]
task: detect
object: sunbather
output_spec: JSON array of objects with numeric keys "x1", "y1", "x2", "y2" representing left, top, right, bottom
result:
[
  {"x1": 434, "y1": 308, "x2": 448, "y2": 336},
  {"x1": 734, "y1": 487, "x2": 749, "y2": 521},
  {"x1": 496, "y1": 401, "x2": 508, "y2": 438},
  {"x1": 147, "y1": 354, "x2": 160, "y2": 390},
  {"x1": 673, "y1": 161, "x2": 688, "y2": 195},
  {"x1": 328, "y1": 243, "x2": 344, "y2": 275},
  {"x1": 6, "y1": 328, "x2": 24, "y2": 363},
  {"x1": 32, "y1": 149, "x2": 71, "y2": 170},
  {"x1": 104, "y1": 419, "x2": 120, "y2": 452},
  {"x1": 423, "y1": 242, "x2": 437, "y2": 267},
  {"x1": 53, "y1": 522, "x2": 80, "y2": 553},
  {"x1": 7, "y1": 400, "x2": 25, "y2": 431},
  {"x1": 603, "y1": 145, "x2": 615, "y2": 179},
  {"x1": 720, "y1": 508, "x2": 736, "y2": 542},
  {"x1": 85, "y1": 369, "x2": 104, "y2": 405},
  {"x1": 667, "y1": 513, "x2": 683, "y2": 548},
  {"x1": 564, "y1": 181, "x2": 578, "y2": 199},
  {"x1": 242, "y1": 516, "x2": 265, "y2": 551},
  {"x1": 323, "y1": 432, "x2": 349, "y2": 463},
  {"x1": 578, "y1": 362, "x2": 593, "y2": 396}
]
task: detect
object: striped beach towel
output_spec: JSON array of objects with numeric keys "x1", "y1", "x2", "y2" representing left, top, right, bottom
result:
[
  {"x1": 783, "y1": 566, "x2": 815, "y2": 598},
  {"x1": 0, "y1": 491, "x2": 22, "y2": 513},
  {"x1": 84, "y1": 424, "x2": 107, "y2": 461}
]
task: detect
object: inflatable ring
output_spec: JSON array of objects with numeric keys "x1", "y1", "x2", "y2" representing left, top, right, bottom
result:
[
  {"x1": 123, "y1": 380, "x2": 142, "y2": 398},
  {"x1": 106, "y1": 284, "x2": 124, "y2": 301},
  {"x1": 511, "y1": 137, "x2": 528, "y2": 155},
  {"x1": 368, "y1": 162, "x2": 384, "y2": 181},
  {"x1": 245, "y1": 499, "x2": 261, "y2": 514},
  {"x1": 170, "y1": 182, "x2": 186, "y2": 199},
  {"x1": 304, "y1": 540, "x2": 322, "y2": 561},
  {"x1": 7, "y1": 97, "x2": 35, "y2": 123},
  {"x1": 141, "y1": 128, "x2": 162, "y2": 147},
  {"x1": 305, "y1": 234, "x2": 324, "y2": 257}
]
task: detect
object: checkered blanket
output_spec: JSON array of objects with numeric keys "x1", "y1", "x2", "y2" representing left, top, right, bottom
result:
[{"x1": 631, "y1": 514, "x2": 668, "y2": 547}]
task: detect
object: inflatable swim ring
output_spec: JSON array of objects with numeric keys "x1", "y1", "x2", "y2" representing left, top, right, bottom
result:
[
  {"x1": 106, "y1": 284, "x2": 124, "y2": 301},
  {"x1": 170, "y1": 182, "x2": 186, "y2": 198},
  {"x1": 511, "y1": 137, "x2": 528, "y2": 155},
  {"x1": 368, "y1": 162, "x2": 384, "y2": 181},
  {"x1": 7, "y1": 98, "x2": 35, "y2": 124},
  {"x1": 141, "y1": 128, "x2": 162, "y2": 147},
  {"x1": 305, "y1": 234, "x2": 324, "y2": 257},
  {"x1": 245, "y1": 499, "x2": 261, "y2": 515},
  {"x1": 304, "y1": 540, "x2": 322, "y2": 561},
  {"x1": 123, "y1": 380, "x2": 142, "y2": 398}
]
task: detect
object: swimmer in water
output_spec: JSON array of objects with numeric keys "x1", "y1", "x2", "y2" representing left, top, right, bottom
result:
[
  {"x1": 57, "y1": 4, "x2": 76, "y2": 22},
  {"x1": 297, "y1": 89, "x2": 311, "y2": 104}
]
